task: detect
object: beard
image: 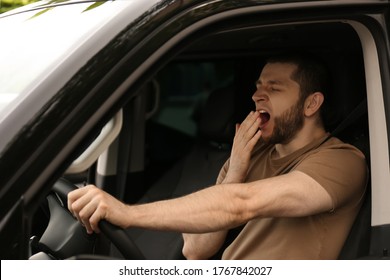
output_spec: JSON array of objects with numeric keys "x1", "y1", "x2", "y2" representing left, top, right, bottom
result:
[{"x1": 264, "y1": 97, "x2": 305, "y2": 145}]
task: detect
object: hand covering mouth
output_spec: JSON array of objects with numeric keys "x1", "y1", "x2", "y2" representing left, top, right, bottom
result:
[{"x1": 259, "y1": 110, "x2": 270, "y2": 125}]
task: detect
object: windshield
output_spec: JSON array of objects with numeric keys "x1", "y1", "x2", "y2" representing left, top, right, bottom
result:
[{"x1": 0, "y1": 0, "x2": 131, "y2": 114}]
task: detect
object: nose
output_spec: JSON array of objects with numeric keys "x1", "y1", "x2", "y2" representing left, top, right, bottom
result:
[{"x1": 252, "y1": 87, "x2": 269, "y2": 103}]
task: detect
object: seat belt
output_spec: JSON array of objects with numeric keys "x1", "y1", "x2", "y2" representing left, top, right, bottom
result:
[{"x1": 329, "y1": 98, "x2": 368, "y2": 138}]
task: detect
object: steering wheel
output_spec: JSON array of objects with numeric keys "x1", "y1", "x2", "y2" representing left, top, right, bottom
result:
[{"x1": 38, "y1": 178, "x2": 145, "y2": 259}]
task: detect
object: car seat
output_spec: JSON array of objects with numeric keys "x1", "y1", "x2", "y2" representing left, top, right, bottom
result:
[
  {"x1": 336, "y1": 100, "x2": 371, "y2": 259},
  {"x1": 323, "y1": 53, "x2": 372, "y2": 259}
]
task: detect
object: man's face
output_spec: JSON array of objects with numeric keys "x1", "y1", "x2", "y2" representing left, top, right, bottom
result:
[{"x1": 252, "y1": 62, "x2": 305, "y2": 144}]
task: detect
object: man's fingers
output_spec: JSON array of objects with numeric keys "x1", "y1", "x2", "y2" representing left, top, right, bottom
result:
[
  {"x1": 239, "y1": 111, "x2": 261, "y2": 136},
  {"x1": 67, "y1": 185, "x2": 94, "y2": 214},
  {"x1": 68, "y1": 187, "x2": 94, "y2": 215},
  {"x1": 247, "y1": 129, "x2": 262, "y2": 150},
  {"x1": 89, "y1": 209, "x2": 104, "y2": 233},
  {"x1": 236, "y1": 111, "x2": 261, "y2": 146},
  {"x1": 67, "y1": 185, "x2": 104, "y2": 234},
  {"x1": 235, "y1": 123, "x2": 240, "y2": 134}
]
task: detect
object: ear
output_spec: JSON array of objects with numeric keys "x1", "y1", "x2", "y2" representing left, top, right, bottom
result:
[{"x1": 304, "y1": 92, "x2": 324, "y2": 117}]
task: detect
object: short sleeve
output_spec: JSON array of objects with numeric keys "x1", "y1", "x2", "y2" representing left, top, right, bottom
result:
[{"x1": 295, "y1": 144, "x2": 368, "y2": 211}]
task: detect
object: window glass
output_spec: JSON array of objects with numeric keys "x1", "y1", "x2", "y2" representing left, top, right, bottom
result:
[
  {"x1": 0, "y1": 1, "x2": 130, "y2": 113},
  {"x1": 153, "y1": 61, "x2": 234, "y2": 136}
]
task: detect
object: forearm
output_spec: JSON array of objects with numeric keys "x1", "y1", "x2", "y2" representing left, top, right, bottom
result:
[
  {"x1": 68, "y1": 175, "x2": 253, "y2": 236},
  {"x1": 121, "y1": 171, "x2": 333, "y2": 232},
  {"x1": 122, "y1": 184, "x2": 247, "y2": 233}
]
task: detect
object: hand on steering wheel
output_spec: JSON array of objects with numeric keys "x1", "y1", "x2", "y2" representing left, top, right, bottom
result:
[{"x1": 51, "y1": 178, "x2": 145, "y2": 259}]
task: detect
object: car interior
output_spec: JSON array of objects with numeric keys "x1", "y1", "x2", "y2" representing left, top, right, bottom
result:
[{"x1": 29, "y1": 20, "x2": 372, "y2": 260}]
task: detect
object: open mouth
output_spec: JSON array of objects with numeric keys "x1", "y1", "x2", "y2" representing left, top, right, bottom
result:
[{"x1": 259, "y1": 110, "x2": 270, "y2": 125}]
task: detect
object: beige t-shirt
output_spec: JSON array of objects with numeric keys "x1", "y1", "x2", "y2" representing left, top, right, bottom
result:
[{"x1": 219, "y1": 136, "x2": 367, "y2": 259}]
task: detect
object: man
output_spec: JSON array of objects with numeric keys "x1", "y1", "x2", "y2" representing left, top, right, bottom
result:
[{"x1": 68, "y1": 54, "x2": 367, "y2": 259}]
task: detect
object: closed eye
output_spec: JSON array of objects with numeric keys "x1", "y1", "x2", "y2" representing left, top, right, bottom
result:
[{"x1": 255, "y1": 80, "x2": 284, "y2": 92}]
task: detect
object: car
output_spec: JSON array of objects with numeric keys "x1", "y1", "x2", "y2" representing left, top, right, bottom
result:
[{"x1": 0, "y1": 0, "x2": 390, "y2": 260}]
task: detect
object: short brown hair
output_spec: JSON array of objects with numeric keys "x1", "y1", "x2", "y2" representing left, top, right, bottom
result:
[{"x1": 267, "y1": 52, "x2": 331, "y2": 126}]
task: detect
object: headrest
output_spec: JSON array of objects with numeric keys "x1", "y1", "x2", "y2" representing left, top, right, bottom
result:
[{"x1": 197, "y1": 86, "x2": 236, "y2": 145}]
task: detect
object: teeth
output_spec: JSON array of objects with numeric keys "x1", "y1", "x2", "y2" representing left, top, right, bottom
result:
[{"x1": 259, "y1": 110, "x2": 267, "y2": 113}]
